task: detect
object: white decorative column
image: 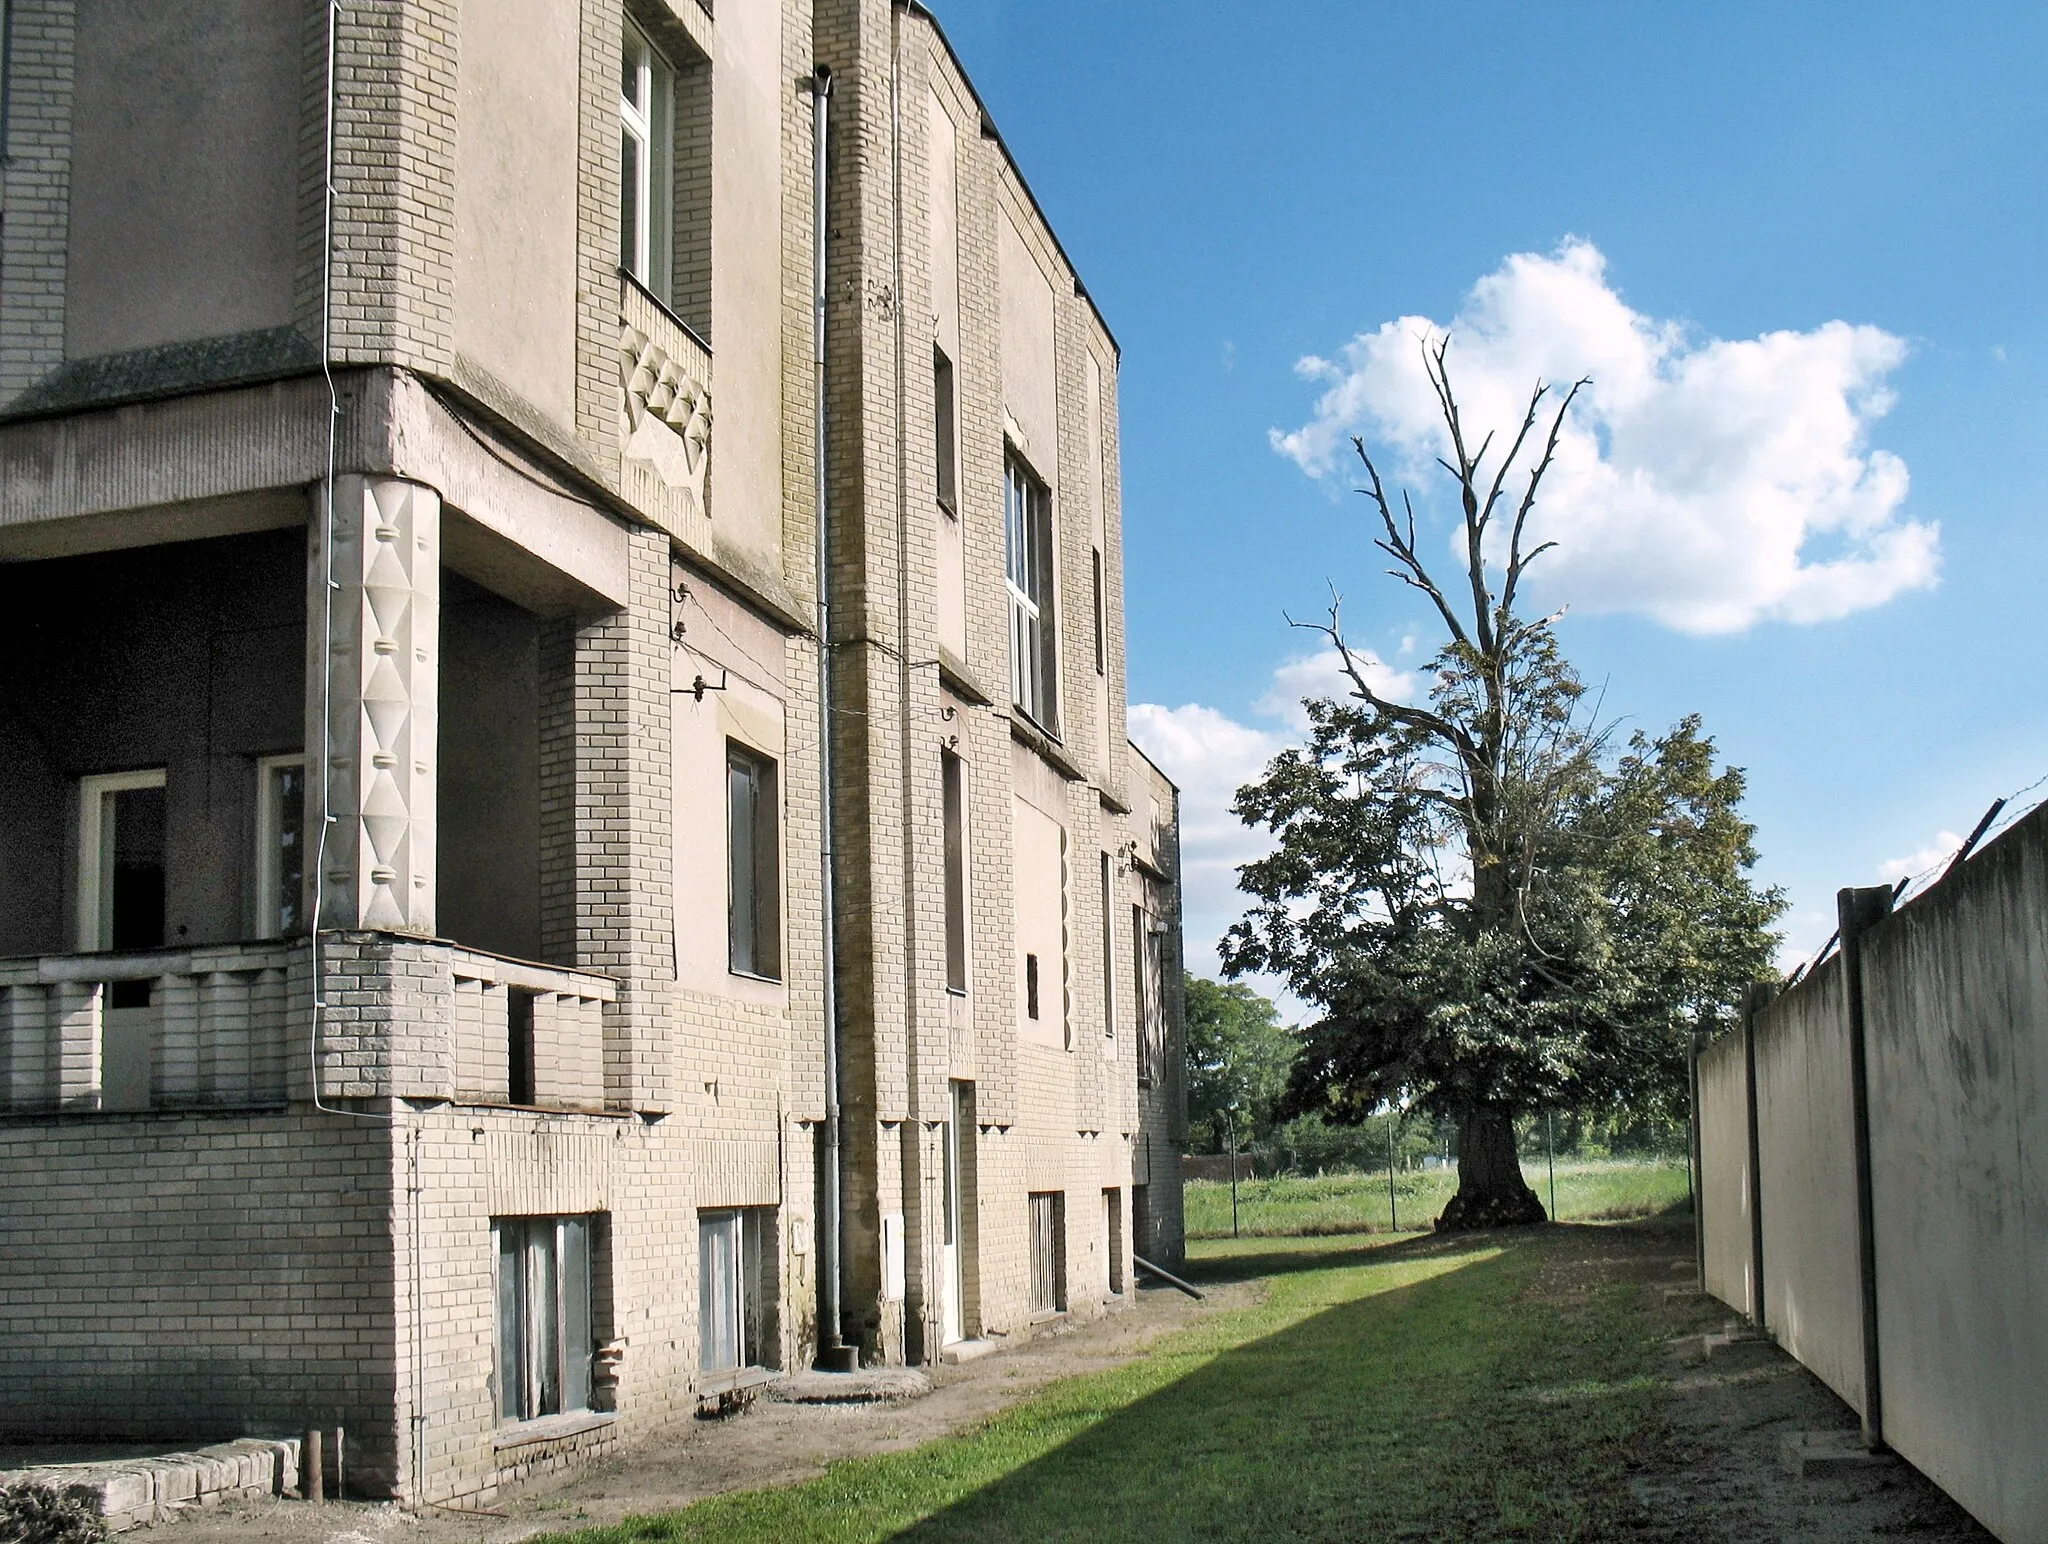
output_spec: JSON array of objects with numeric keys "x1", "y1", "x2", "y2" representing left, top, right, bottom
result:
[{"x1": 313, "y1": 476, "x2": 440, "y2": 935}]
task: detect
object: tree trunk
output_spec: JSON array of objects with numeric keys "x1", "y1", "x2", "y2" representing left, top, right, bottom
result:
[{"x1": 1438, "y1": 1103, "x2": 1547, "y2": 1230}]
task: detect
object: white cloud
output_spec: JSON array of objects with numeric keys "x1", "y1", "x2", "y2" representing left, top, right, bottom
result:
[
  {"x1": 1878, "y1": 830, "x2": 1964, "y2": 888},
  {"x1": 1127, "y1": 701, "x2": 1285, "y2": 978},
  {"x1": 1253, "y1": 647, "x2": 1416, "y2": 732},
  {"x1": 1271, "y1": 238, "x2": 1938, "y2": 634}
]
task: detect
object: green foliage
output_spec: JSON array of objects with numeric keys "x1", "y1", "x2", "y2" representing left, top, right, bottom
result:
[
  {"x1": 1183, "y1": 1159, "x2": 1690, "y2": 1239},
  {"x1": 1181, "y1": 975, "x2": 1295, "y2": 1151},
  {"x1": 0, "y1": 1485, "x2": 109, "y2": 1544}
]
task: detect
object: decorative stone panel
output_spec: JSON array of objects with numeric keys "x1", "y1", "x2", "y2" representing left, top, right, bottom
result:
[{"x1": 316, "y1": 475, "x2": 440, "y2": 935}]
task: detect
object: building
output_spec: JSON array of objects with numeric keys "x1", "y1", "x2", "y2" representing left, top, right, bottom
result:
[{"x1": 0, "y1": 0, "x2": 1183, "y2": 1508}]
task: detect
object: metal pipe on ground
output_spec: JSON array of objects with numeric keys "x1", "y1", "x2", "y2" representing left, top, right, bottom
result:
[{"x1": 1133, "y1": 1254, "x2": 1203, "y2": 1299}]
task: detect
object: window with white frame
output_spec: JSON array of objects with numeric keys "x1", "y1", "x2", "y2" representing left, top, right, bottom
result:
[
  {"x1": 698, "y1": 1209, "x2": 773, "y2": 1373},
  {"x1": 494, "y1": 1214, "x2": 595, "y2": 1423},
  {"x1": 619, "y1": 19, "x2": 674, "y2": 301},
  {"x1": 1004, "y1": 451, "x2": 1058, "y2": 734},
  {"x1": 253, "y1": 754, "x2": 305, "y2": 939},
  {"x1": 727, "y1": 743, "x2": 782, "y2": 980},
  {"x1": 1028, "y1": 1191, "x2": 1064, "y2": 1315},
  {"x1": 77, "y1": 769, "x2": 167, "y2": 957}
]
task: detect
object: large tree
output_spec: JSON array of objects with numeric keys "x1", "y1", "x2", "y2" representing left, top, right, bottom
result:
[
  {"x1": 1223, "y1": 342, "x2": 1782, "y2": 1229},
  {"x1": 1183, "y1": 975, "x2": 1294, "y2": 1153}
]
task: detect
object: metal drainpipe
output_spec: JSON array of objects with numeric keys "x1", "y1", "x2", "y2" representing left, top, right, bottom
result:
[{"x1": 810, "y1": 65, "x2": 857, "y2": 1374}]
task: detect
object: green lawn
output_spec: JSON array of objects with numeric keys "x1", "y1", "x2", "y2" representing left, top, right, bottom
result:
[
  {"x1": 543, "y1": 1220, "x2": 1702, "y2": 1544},
  {"x1": 1184, "y1": 1159, "x2": 1690, "y2": 1239}
]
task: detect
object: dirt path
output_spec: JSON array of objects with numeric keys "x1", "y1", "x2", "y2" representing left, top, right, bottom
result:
[
  {"x1": 1529, "y1": 1221, "x2": 1991, "y2": 1543},
  {"x1": 156, "y1": 1275, "x2": 1251, "y2": 1544}
]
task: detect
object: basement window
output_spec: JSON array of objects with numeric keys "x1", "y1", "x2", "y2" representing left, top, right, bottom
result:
[
  {"x1": 495, "y1": 1215, "x2": 596, "y2": 1423},
  {"x1": 699, "y1": 1209, "x2": 775, "y2": 1374},
  {"x1": 1028, "y1": 1191, "x2": 1065, "y2": 1316}
]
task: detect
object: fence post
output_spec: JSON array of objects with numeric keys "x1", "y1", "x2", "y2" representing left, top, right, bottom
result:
[
  {"x1": 1839, "y1": 884, "x2": 1893, "y2": 1452},
  {"x1": 1742, "y1": 984, "x2": 1769, "y2": 1327},
  {"x1": 1688, "y1": 1029, "x2": 1707, "y2": 1290}
]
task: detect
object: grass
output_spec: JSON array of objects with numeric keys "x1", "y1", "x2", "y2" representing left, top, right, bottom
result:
[
  {"x1": 541, "y1": 1216, "x2": 1698, "y2": 1544},
  {"x1": 1184, "y1": 1158, "x2": 1691, "y2": 1239}
]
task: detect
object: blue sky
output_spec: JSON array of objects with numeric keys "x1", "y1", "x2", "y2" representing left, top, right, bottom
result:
[{"x1": 928, "y1": 1, "x2": 2048, "y2": 983}]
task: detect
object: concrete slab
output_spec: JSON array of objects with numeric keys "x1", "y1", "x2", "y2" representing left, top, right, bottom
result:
[
  {"x1": 940, "y1": 1338, "x2": 999, "y2": 1365},
  {"x1": 0, "y1": 1437, "x2": 301, "y2": 1532},
  {"x1": 771, "y1": 1368, "x2": 934, "y2": 1405},
  {"x1": 1779, "y1": 1429, "x2": 1889, "y2": 1479}
]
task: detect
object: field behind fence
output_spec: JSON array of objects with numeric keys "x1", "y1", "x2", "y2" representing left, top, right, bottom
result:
[{"x1": 1184, "y1": 1158, "x2": 1689, "y2": 1238}]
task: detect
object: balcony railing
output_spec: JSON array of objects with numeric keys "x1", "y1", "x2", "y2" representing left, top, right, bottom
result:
[
  {"x1": 0, "y1": 941, "x2": 300, "y2": 1114},
  {"x1": 0, "y1": 940, "x2": 618, "y2": 1116}
]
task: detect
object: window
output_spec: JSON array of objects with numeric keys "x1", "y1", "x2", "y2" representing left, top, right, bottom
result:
[
  {"x1": 1028, "y1": 1192, "x2": 1064, "y2": 1315},
  {"x1": 1024, "y1": 952, "x2": 1040, "y2": 1020},
  {"x1": 507, "y1": 989, "x2": 538, "y2": 1106},
  {"x1": 1099, "y1": 853, "x2": 1116, "y2": 1040},
  {"x1": 619, "y1": 20, "x2": 674, "y2": 300},
  {"x1": 1004, "y1": 452, "x2": 1058, "y2": 733},
  {"x1": 1104, "y1": 1188, "x2": 1124, "y2": 1295},
  {"x1": 1133, "y1": 905, "x2": 1152, "y2": 1086},
  {"x1": 1091, "y1": 547, "x2": 1105, "y2": 676},
  {"x1": 78, "y1": 770, "x2": 167, "y2": 960},
  {"x1": 699, "y1": 1209, "x2": 773, "y2": 1373},
  {"x1": 253, "y1": 755, "x2": 305, "y2": 939},
  {"x1": 934, "y1": 348, "x2": 959, "y2": 516},
  {"x1": 942, "y1": 751, "x2": 968, "y2": 993},
  {"x1": 495, "y1": 1215, "x2": 594, "y2": 1423},
  {"x1": 727, "y1": 744, "x2": 782, "y2": 980}
]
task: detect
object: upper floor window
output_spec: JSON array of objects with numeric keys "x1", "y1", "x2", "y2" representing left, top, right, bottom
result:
[
  {"x1": 254, "y1": 755, "x2": 305, "y2": 940},
  {"x1": 620, "y1": 20, "x2": 674, "y2": 302},
  {"x1": 728, "y1": 743, "x2": 782, "y2": 981},
  {"x1": 934, "y1": 348, "x2": 959, "y2": 517},
  {"x1": 1005, "y1": 452, "x2": 1058, "y2": 734}
]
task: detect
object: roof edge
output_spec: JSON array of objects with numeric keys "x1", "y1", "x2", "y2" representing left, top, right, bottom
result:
[{"x1": 899, "y1": 0, "x2": 1122, "y2": 362}]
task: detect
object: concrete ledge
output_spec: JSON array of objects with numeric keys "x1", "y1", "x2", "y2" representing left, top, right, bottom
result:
[
  {"x1": 940, "y1": 1338, "x2": 999, "y2": 1365},
  {"x1": 770, "y1": 1368, "x2": 933, "y2": 1405},
  {"x1": 1780, "y1": 1430, "x2": 1888, "y2": 1479},
  {"x1": 491, "y1": 1412, "x2": 616, "y2": 1453},
  {"x1": 0, "y1": 1437, "x2": 299, "y2": 1532}
]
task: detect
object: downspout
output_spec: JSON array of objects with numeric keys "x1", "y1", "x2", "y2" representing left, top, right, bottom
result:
[{"x1": 810, "y1": 64, "x2": 857, "y2": 1374}]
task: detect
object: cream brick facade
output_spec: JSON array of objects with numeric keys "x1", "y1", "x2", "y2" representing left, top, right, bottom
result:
[{"x1": 0, "y1": 0, "x2": 1180, "y2": 1506}]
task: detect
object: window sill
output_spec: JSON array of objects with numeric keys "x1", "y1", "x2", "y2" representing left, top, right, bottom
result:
[
  {"x1": 493, "y1": 1411, "x2": 616, "y2": 1453},
  {"x1": 727, "y1": 968, "x2": 784, "y2": 986},
  {"x1": 1006, "y1": 709, "x2": 1086, "y2": 783},
  {"x1": 696, "y1": 1365, "x2": 779, "y2": 1399},
  {"x1": 944, "y1": 986, "x2": 969, "y2": 999}
]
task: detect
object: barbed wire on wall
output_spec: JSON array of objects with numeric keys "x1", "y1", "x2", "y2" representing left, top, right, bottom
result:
[{"x1": 1783, "y1": 766, "x2": 2048, "y2": 987}]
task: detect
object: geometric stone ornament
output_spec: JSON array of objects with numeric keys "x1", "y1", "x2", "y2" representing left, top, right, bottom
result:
[
  {"x1": 311, "y1": 475, "x2": 439, "y2": 934},
  {"x1": 619, "y1": 317, "x2": 711, "y2": 519}
]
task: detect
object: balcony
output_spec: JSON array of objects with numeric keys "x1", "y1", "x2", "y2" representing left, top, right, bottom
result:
[
  {"x1": 0, "y1": 941, "x2": 299, "y2": 1114},
  {"x1": 0, "y1": 940, "x2": 617, "y2": 1117}
]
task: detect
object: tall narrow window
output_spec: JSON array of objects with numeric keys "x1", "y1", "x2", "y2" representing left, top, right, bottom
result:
[
  {"x1": 495, "y1": 1215, "x2": 595, "y2": 1423},
  {"x1": 1028, "y1": 1192, "x2": 1065, "y2": 1314},
  {"x1": 934, "y1": 348, "x2": 959, "y2": 516},
  {"x1": 1132, "y1": 904, "x2": 1152, "y2": 1086},
  {"x1": 1091, "y1": 547, "x2": 1105, "y2": 676},
  {"x1": 1004, "y1": 452, "x2": 1058, "y2": 734},
  {"x1": 699, "y1": 1209, "x2": 773, "y2": 1373},
  {"x1": 619, "y1": 21, "x2": 674, "y2": 301},
  {"x1": 78, "y1": 770, "x2": 167, "y2": 959},
  {"x1": 727, "y1": 744, "x2": 782, "y2": 980},
  {"x1": 254, "y1": 755, "x2": 305, "y2": 939},
  {"x1": 1099, "y1": 853, "x2": 1116, "y2": 1040},
  {"x1": 942, "y1": 751, "x2": 968, "y2": 993}
]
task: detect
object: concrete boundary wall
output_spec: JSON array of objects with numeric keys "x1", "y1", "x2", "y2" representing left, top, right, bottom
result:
[{"x1": 1698, "y1": 803, "x2": 2048, "y2": 1544}]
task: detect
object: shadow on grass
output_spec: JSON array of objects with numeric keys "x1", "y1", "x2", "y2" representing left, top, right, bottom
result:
[{"x1": 590, "y1": 1226, "x2": 1672, "y2": 1544}]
